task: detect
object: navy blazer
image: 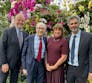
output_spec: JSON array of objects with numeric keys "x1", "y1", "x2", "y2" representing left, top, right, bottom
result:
[{"x1": 22, "y1": 34, "x2": 47, "y2": 71}]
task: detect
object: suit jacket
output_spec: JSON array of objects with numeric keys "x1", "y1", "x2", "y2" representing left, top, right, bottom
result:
[
  {"x1": 0, "y1": 27, "x2": 28, "y2": 69},
  {"x1": 67, "y1": 31, "x2": 92, "y2": 77},
  {"x1": 22, "y1": 34, "x2": 47, "y2": 72}
]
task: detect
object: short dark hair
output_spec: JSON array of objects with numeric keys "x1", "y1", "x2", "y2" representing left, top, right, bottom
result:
[{"x1": 67, "y1": 16, "x2": 80, "y2": 24}]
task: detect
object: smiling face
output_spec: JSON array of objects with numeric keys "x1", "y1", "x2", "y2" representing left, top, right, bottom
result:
[
  {"x1": 36, "y1": 26, "x2": 46, "y2": 37},
  {"x1": 14, "y1": 14, "x2": 25, "y2": 29},
  {"x1": 53, "y1": 28, "x2": 63, "y2": 38},
  {"x1": 53, "y1": 24, "x2": 63, "y2": 39},
  {"x1": 68, "y1": 17, "x2": 80, "y2": 34},
  {"x1": 36, "y1": 23, "x2": 46, "y2": 37}
]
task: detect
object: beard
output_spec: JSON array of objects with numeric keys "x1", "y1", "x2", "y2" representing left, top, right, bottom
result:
[{"x1": 70, "y1": 28, "x2": 78, "y2": 33}]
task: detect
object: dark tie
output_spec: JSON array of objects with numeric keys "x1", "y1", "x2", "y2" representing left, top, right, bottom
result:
[
  {"x1": 37, "y1": 38, "x2": 42, "y2": 62},
  {"x1": 71, "y1": 35, "x2": 76, "y2": 64},
  {"x1": 18, "y1": 30, "x2": 23, "y2": 49}
]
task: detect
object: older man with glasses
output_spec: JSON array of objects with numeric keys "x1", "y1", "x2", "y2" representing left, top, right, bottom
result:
[{"x1": 22, "y1": 22, "x2": 47, "y2": 83}]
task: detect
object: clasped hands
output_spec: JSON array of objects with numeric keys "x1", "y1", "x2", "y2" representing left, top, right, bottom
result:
[{"x1": 46, "y1": 63, "x2": 58, "y2": 72}]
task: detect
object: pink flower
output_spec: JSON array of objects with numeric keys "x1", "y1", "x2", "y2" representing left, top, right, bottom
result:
[
  {"x1": 10, "y1": 0, "x2": 14, "y2": 2},
  {"x1": 30, "y1": 21, "x2": 36, "y2": 27},
  {"x1": 21, "y1": 10, "x2": 28, "y2": 20},
  {"x1": 21, "y1": 0, "x2": 27, "y2": 10},
  {"x1": 58, "y1": 21, "x2": 65, "y2": 25},
  {"x1": 46, "y1": 0, "x2": 50, "y2": 4},
  {"x1": 57, "y1": 9, "x2": 62, "y2": 14},
  {"x1": 9, "y1": 7, "x2": 19, "y2": 16},
  {"x1": 30, "y1": 7, "x2": 34, "y2": 12},
  {"x1": 48, "y1": 21, "x2": 54, "y2": 25},
  {"x1": 47, "y1": 24, "x2": 51, "y2": 29},
  {"x1": 8, "y1": 1, "x2": 22, "y2": 20},
  {"x1": 7, "y1": 13, "x2": 12, "y2": 20},
  {"x1": 27, "y1": 0, "x2": 36, "y2": 9},
  {"x1": 47, "y1": 21, "x2": 54, "y2": 29}
]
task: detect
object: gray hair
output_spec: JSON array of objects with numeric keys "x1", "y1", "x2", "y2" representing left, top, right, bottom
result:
[
  {"x1": 67, "y1": 16, "x2": 80, "y2": 24},
  {"x1": 15, "y1": 13, "x2": 25, "y2": 20},
  {"x1": 36, "y1": 22, "x2": 47, "y2": 30}
]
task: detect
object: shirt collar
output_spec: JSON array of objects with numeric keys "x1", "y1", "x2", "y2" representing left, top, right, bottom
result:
[
  {"x1": 35, "y1": 34, "x2": 43, "y2": 40},
  {"x1": 71, "y1": 30, "x2": 81, "y2": 37},
  {"x1": 15, "y1": 26, "x2": 23, "y2": 32}
]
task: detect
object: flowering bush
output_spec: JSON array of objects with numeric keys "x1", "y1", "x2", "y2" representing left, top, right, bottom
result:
[
  {"x1": 1, "y1": 0, "x2": 74, "y2": 35},
  {"x1": 66, "y1": 0, "x2": 92, "y2": 32},
  {"x1": 0, "y1": 1, "x2": 10, "y2": 34},
  {"x1": 3, "y1": 0, "x2": 70, "y2": 35},
  {"x1": 68, "y1": 0, "x2": 92, "y2": 17},
  {"x1": 23, "y1": 4, "x2": 68, "y2": 35}
]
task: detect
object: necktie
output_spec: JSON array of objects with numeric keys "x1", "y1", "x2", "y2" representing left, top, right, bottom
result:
[
  {"x1": 71, "y1": 35, "x2": 76, "y2": 64},
  {"x1": 18, "y1": 30, "x2": 23, "y2": 49},
  {"x1": 37, "y1": 38, "x2": 42, "y2": 62}
]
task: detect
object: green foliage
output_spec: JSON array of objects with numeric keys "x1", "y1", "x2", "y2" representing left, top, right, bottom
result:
[
  {"x1": 69, "y1": 0, "x2": 92, "y2": 15},
  {"x1": 0, "y1": 0, "x2": 11, "y2": 15},
  {"x1": 0, "y1": 0, "x2": 11, "y2": 35},
  {"x1": 48, "y1": 4, "x2": 59, "y2": 16},
  {"x1": 23, "y1": 4, "x2": 68, "y2": 35},
  {"x1": 0, "y1": 15, "x2": 10, "y2": 35}
]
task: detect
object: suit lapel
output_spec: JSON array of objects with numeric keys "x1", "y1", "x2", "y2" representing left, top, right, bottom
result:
[
  {"x1": 22, "y1": 32, "x2": 25, "y2": 47},
  {"x1": 22, "y1": 31, "x2": 26, "y2": 49},
  {"x1": 43, "y1": 37, "x2": 47, "y2": 46},
  {"x1": 67, "y1": 35, "x2": 71, "y2": 55},
  {"x1": 78, "y1": 31, "x2": 84, "y2": 55},
  {"x1": 68, "y1": 35, "x2": 71, "y2": 44},
  {"x1": 31, "y1": 35, "x2": 35, "y2": 55},
  {"x1": 68, "y1": 32, "x2": 84, "y2": 56},
  {"x1": 23, "y1": 31, "x2": 27, "y2": 41}
]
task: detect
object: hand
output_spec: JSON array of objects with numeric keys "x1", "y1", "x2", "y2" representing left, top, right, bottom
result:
[
  {"x1": 22, "y1": 69, "x2": 27, "y2": 75},
  {"x1": 46, "y1": 65, "x2": 52, "y2": 71},
  {"x1": 88, "y1": 73, "x2": 92, "y2": 80},
  {"x1": 48, "y1": 65, "x2": 57, "y2": 71},
  {"x1": 1, "y1": 64, "x2": 9, "y2": 73},
  {"x1": 46, "y1": 63, "x2": 49, "y2": 69},
  {"x1": 46, "y1": 63, "x2": 58, "y2": 71},
  {"x1": 46, "y1": 63, "x2": 52, "y2": 71},
  {"x1": 19, "y1": 66, "x2": 24, "y2": 74}
]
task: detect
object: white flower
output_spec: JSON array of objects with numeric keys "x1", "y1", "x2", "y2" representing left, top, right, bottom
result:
[
  {"x1": 39, "y1": 18, "x2": 47, "y2": 24},
  {"x1": 34, "y1": 4, "x2": 43, "y2": 10},
  {"x1": 11, "y1": 1, "x2": 17, "y2": 8}
]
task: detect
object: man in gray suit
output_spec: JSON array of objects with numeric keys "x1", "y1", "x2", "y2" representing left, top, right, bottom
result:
[
  {"x1": 0, "y1": 13, "x2": 28, "y2": 83},
  {"x1": 22, "y1": 22, "x2": 47, "y2": 83},
  {"x1": 66, "y1": 16, "x2": 92, "y2": 83}
]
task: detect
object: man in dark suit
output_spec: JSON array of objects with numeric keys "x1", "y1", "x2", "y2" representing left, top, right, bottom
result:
[
  {"x1": 66, "y1": 16, "x2": 92, "y2": 83},
  {"x1": 22, "y1": 22, "x2": 47, "y2": 83},
  {"x1": 0, "y1": 13, "x2": 28, "y2": 83}
]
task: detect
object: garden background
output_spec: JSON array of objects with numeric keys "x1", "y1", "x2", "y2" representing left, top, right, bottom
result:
[{"x1": 0, "y1": 0, "x2": 92, "y2": 83}]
